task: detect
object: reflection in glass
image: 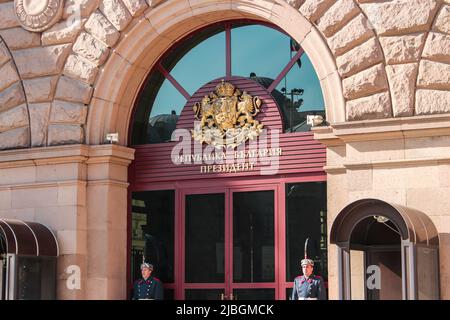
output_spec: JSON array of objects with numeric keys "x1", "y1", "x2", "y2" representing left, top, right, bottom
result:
[
  {"x1": 417, "y1": 247, "x2": 439, "y2": 300},
  {"x1": 233, "y1": 288, "x2": 275, "y2": 300},
  {"x1": 131, "y1": 190, "x2": 175, "y2": 284},
  {"x1": 232, "y1": 24, "x2": 291, "y2": 80},
  {"x1": 286, "y1": 288, "x2": 293, "y2": 300},
  {"x1": 366, "y1": 250, "x2": 402, "y2": 300},
  {"x1": 273, "y1": 55, "x2": 325, "y2": 132},
  {"x1": 233, "y1": 191, "x2": 274, "y2": 283},
  {"x1": 150, "y1": 79, "x2": 186, "y2": 119},
  {"x1": 131, "y1": 21, "x2": 327, "y2": 145},
  {"x1": 149, "y1": 79, "x2": 186, "y2": 142},
  {"x1": 185, "y1": 193, "x2": 225, "y2": 283},
  {"x1": 131, "y1": 70, "x2": 186, "y2": 145},
  {"x1": 165, "y1": 28, "x2": 226, "y2": 95},
  {"x1": 16, "y1": 256, "x2": 56, "y2": 300},
  {"x1": 350, "y1": 216, "x2": 402, "y2": 300},
  {"x1": 185, "y1": 289, "x2": 224, "y2": 300},
  {"x1": 350, "y1": 250, "x2": 365, "y2": 300},
  {"x1": 285, "y1": 182, "x2": 327, "y2": 282},
  {"x1": 164, "y1": 289, "x2": 175, "y2": 300}
]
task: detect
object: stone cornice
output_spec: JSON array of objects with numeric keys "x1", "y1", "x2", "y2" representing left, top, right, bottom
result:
[
  {"x1": 86, "y1": 179, "x2": 130, "y2": 188},
  {"x1": 314, "y1": 113, "x2": 450, "y2": 145},
  {"x1": 0, "y1": 179, "x2": 87, "y2": 191},
  {"x1": 0, "y1": 143, "x2": 135, "y2": 165},
  {"x1": 88, "y1": 144, "x2": 135, "y2": 161},
  {"x1": 0, "y1": 144, "x2": 90, "y2": 162},
  {"x1": 325, "y1": 156, "x2": 450, "y2": 174}
]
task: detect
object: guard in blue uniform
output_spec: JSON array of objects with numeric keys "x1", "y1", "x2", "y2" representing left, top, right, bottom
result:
[
  {"x1": 133, "y1": 262, "x2": 164, "y2": 300},
  {"x1": 291, "y1": 238, "x2": 326, "y2": 300}
]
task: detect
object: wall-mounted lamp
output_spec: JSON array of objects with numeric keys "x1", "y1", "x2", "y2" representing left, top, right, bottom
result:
[
  {"x1": 306, "y1": 115, "x2": 324, "y2": 127},
  {"x1": 373, "y1": 215, "x2": 389, "y2": 223},
  {"x1": 106, "y1": 133, "x2": 119, "y2": 144}
]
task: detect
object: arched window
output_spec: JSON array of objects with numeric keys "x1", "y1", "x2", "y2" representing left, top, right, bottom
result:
[{"x1": 131, "y1": 21, "x2": 325, "y2": 145}]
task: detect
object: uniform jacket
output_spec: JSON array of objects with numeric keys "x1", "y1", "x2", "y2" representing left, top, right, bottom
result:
[
  {"x1": 133, "y1": 276, "x2": 164, "y2": 300},
  {"x1": 291, "y1": 274, "x2": 326, "y2": 300}
]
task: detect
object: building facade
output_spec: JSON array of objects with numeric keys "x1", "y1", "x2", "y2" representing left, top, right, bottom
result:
[{"x1": 0, "y1": 0, "x2": 449, "y2": 300}]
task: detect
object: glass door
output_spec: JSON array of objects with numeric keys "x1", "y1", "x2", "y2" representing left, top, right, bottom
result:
[
  {"x1": 183, "y1": 190, "x2": 227, "y2": 299},
  {"x1": 231, "y1": 189, "x2": 276, "y2": 300},
  {"x1": 182, "y1": 186, "x2": 277, "y2": 300}
]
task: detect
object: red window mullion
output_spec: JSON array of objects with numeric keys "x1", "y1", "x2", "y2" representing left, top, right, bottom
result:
[
  {"x1": 225, "y1": 23, "x2": 232, "y2": 78},
  {"x1": 267, "y1": 48, "x2": 305, "y2": 93},
  {"x1": 156, "y1": 62, "x2": 191, "y2": 100}
]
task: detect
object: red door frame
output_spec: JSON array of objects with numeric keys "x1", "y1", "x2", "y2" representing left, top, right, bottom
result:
[
  {"x1": 128, "y1": 173, "x2": 326, "y2": 300},
  {"x1": 180, "y1": 184, "x2": 279, "y2": 300},
  {"x1": 228, "y1": 184, "x2": 279, "y2": 299},
  {"x1": 125, "y1": 17, "x2": 326, "y2": 299},
  {"x1": 179, "y1": 186, "x2": 229, "y2": 299}
]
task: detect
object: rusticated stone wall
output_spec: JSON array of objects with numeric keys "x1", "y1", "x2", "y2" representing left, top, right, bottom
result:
[
  {"x1": 0, "y1": 0, "x2": 449, "y2": 150},
  {"x1": 1, "y1": 0, "x2": 450, "y2": 300},
  {"x1": 293, "y1": 0, "x2": 450, "y2": 120}
]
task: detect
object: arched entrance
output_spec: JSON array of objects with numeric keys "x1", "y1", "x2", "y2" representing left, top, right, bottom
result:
[
  {"x1": 127, "y1": 20, "x2": 329, "y2": 300},
  {"x1": 330, "y1": 199, "x2": 440, "y2": 300},
  {"x1": 80, "y1": 0, "x2": 345, "y2": 298},
  {"x1": 85, "y1": 0, "x2": 344, "y2": 146}
]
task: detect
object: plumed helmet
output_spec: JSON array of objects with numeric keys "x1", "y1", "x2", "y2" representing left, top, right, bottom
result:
[
  {"x1": 141, "y1": 262, "x2": 154, "y2": 271},
  {"x1": 300, "y1": 238, "x2": 314, "y2": 267},
  {"x1": 301, "y1": 258, "x2": 314, "y2": 267}
]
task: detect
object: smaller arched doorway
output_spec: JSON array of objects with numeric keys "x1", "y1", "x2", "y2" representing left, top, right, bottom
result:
[
  {"x1": 0, "y1": 219, "x2": 59, "y2": 300},
  {"x1": 330, "y1": 199, "x2": 440, "y2": 300}
]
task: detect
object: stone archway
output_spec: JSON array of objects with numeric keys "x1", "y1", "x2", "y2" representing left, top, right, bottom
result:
[
  {"x1": 2, "y1": 0, "x2": 449, "y2": 151},
  {"x1": 84, "y1": 0, "x2": 344, "y2": 146}
]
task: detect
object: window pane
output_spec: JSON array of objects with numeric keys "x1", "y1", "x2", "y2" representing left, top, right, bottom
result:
[
  {"x1": 417, "y1": 247, "x2": 439, "y2": 300},
  {"x1": 185, "y1": 193, "x2": 225, "y2": 283},
  {"x1": 366, "y1": 250, "x2": 402, "y2": 300},
  {"x1": 131, "y1": 70, "x2": 187, "y2": 145},
  {"x1": 131, "y1": 190, "x2": 175, "y2": 283},
  {"x1": 233, "y1": 190, "x2": 274, "y2": 283},
  {"x1": 16, "y1": 257, "x2": 56, "y2": 300},
  {"x1": 272, "y1": 54, "x2": 325, "y2": 132},
  {"x1": 231, "y1": 24, "x2": 291, "y2": 80},
  {"x1": 164, "y1": 289, "x2": 175, "y2": 300},
  {"x1": 162, "y1": 25, "x2": 226, "y2": 95},
  {"x1": 285, "y1": 182, "x2": 327, "y2": 282},
  {"x1": 350, "y1": 250, "x2": 365, "y2": 300},
  {"x1": 233, "y1": 288, "x2": 275, "y2": 300},
  {"x1": 151, "y1": 79, "x2": 187, "y2": 118},
  {"x1": 185, "y1": 289, "x2": 224, "y2": 300},
  {"x1": 286, "y1": 287, "x2": 293, "y2": 300}
]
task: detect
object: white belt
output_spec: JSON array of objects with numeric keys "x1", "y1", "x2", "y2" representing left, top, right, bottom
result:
[{"x1": 298, "y1": 297, "x2": 318, "y2": 300}]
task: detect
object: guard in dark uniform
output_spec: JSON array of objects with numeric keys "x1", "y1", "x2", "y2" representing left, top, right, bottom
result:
[
  {"x1": 291, "y1": 238, "x2": 326, "y2": 300},
  {"x1": 133, "y1": 262, "x2": 163, "y2": 300}
]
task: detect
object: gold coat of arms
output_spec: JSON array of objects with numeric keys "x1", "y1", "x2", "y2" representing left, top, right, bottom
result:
[{"x1": 192, "y1": 80, "x2": 263, "y2": 149}]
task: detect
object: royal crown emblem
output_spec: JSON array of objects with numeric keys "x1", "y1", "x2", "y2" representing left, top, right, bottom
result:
[{"x1": 192, "y1": 80, "x2": 263, "y2": 149}]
